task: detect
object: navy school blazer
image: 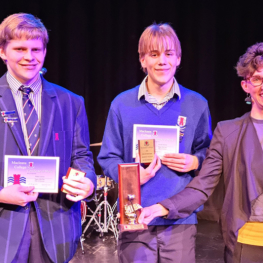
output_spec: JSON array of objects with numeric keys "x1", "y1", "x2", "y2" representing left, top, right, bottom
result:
[{"x1": 0, "y1": 74, "x2": 97, "y2": 263}]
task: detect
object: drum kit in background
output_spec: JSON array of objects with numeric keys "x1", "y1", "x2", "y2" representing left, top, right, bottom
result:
[{"x1": 80, "y1": 142, "x2": 119, "y2": 254}]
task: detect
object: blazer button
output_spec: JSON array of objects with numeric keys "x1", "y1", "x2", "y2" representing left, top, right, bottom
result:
[{"x1": 24, "y1": 205, "x2": 29, "y2": 210}]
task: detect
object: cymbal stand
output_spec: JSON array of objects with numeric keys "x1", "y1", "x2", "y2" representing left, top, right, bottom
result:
[
  {"x1": 80, "y1": 193, "x2": 103, "y2": 255},
  {"x1": 82, "y1": 177, "x2": 119, "y2": 241}
]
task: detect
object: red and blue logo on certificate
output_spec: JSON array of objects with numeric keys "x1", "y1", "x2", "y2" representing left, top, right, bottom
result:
[{"x1": 7, "y1": 174, "x2": 26, "y2": 185}]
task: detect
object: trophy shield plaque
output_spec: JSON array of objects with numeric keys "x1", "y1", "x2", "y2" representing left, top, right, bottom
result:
[
  {"x1": 138, "y1": 139, "x2": 155, "y2": 164},
  {"x1": 61, "y1": 167, "x2": 86, "y2": 194},
  {"x1": 118, "y1": 163, "x2": 148, "y2": 232}
]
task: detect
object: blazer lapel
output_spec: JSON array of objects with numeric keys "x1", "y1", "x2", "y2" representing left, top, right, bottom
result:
[
  {"x1": 0, "y1": 75, "x2": 27, "y2": 155},
  {"x1": 38, "y1": 78, "x2": 56, "y2": 156}
]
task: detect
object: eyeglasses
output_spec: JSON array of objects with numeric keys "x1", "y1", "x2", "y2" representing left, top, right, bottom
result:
[{"x1": 246, "y1": 76, "x2": 263, "y2": 87}]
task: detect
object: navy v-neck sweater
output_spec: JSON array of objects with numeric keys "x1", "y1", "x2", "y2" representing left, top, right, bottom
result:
[{"x1": 98, "y1": 84, "x2": 212, "y2": 225}]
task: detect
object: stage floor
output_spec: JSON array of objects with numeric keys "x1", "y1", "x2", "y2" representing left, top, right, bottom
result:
[{"x1": 70, "y1": 219, "x2": 224, "y2": 263}]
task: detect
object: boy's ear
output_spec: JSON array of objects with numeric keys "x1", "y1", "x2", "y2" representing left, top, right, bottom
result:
[
  {"x1": 0, "y1": 48, "x2": 7, "y2": 61},
  {"x1": 176, "y1": 56, "x2": 181, "y2": 67},
  {"x1": 140, "y1": 55, "x2": 146, "y2": 69}
]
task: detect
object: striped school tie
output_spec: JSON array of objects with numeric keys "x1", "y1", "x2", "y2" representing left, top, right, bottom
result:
[{"x1": 19, "y1": 86, "x2": 40, "y2": 156}]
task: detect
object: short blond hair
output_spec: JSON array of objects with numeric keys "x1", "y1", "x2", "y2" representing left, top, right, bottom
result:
[
  {"x1": 138, "y1": 23, "x2": 181, "y2": 60},
  {"x1": 0, "y1": 13, "x2": 49, "y2": 49}
]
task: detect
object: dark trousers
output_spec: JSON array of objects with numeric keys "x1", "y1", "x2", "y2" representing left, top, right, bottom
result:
[
  {"x1": 118, "y1": 224, "x2": 197, "y2": 263},
  {"x1": 225, "y1": 242, "x2": 263, "y2": 263},
  {"x1": 11, "y1": 204, "x2": 53, "y2": 263}
]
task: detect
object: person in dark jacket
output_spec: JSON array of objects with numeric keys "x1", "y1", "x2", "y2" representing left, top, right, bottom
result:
[
  {"x1": 139, "y1": 42, "x2": 263, "y2": 263},
  {"x1": 0, "y1": 13, "x2": 96, "y2": 263}
]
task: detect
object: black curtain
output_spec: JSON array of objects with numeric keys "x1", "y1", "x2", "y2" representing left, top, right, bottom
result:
[{"x1": 1, "y1": 0, "x2": 263, "y2": 220}]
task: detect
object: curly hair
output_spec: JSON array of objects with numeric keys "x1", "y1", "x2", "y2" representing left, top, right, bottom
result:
[{"x1": 236, "y1": 43, "x2": 263, "y2": 78}]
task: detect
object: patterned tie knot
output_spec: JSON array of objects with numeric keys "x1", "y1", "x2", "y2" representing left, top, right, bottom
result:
[{"x1": 19, "y1": 86, "x2": 32, "y2": 97}]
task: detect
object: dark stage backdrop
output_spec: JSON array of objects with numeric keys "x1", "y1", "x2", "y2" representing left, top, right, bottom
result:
[{"x1": 1, "y1": 0, "x2": 263, "y2": 220}]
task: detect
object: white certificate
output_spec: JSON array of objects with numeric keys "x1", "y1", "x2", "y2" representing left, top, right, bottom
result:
[
  {"x1": 4, "y1": 155, "x2": 60, "y2": 193},
  {"x1": 133, "y1": 124, "x2": 180, "y2": 159}
]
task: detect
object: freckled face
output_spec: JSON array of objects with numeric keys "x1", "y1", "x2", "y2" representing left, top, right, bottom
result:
[{"x1": 0, "y1": 38, "x2": 46, "y2": 85}]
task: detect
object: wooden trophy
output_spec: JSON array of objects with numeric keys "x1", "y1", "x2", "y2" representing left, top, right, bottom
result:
[
  {"x1": 138, "y1": 139, "x2": 155, "y2": 165},
  {"x1": 118, "y1": 163, "x2": 147, "y2": 232},
  {"x1": 61, "y1": 167, "x2": 86, "y2": 194}
]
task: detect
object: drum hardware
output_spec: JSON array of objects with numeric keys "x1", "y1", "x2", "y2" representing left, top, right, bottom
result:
[
  {"x1": 97, "y1": 175, "x2": 113, "y2": 191},
  {"x1": 79, "y1": 142, "x2": 118, "y2": 254},
  {"x1": 81, "y1": 200, "x2": 87, "y2": 225},
  {"x1": 81, "y1": 176, "x2": 119, "y2": 245},
  {"x1": 79, "y1": 237, "x2": 85, "y2": 255},
  {"x1": 90, "y1": 142, "x2": 102, "y2": 147}
]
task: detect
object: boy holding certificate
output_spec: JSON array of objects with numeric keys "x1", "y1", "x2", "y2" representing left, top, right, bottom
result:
[
  {"x1": 98, "y1": 23, "x2": 212, "y2": 262},
  {"x1": 0, "y1": 13, "x2": 96, "y2": 263}
]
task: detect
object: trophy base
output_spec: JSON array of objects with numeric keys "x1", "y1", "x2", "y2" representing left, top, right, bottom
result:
[{"x1": 119, "y1": 223, "x2": 148, "y2": 232}]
